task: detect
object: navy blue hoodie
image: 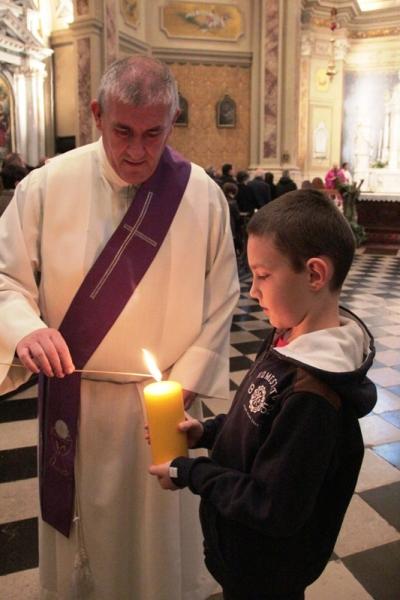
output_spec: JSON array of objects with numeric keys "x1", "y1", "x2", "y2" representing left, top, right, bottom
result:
[{"x1": 171, "y1": 308, "x2": 376, "y2": 596}]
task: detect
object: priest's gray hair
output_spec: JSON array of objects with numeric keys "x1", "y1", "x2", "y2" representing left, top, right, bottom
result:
[{"x1": 97, "y1": 55, "x2": 179, "y2": 118}]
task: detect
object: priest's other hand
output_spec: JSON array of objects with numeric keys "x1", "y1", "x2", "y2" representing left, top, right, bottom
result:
[
  {"x1": 149, "y1": 461, "x2": 178, "y2": 491},
  {"x1": 179, "y1": 413, "x2": 204, "y2": 448},
  {"x1": 16, "y1": 328, "x2": 75, "y2": 378}
]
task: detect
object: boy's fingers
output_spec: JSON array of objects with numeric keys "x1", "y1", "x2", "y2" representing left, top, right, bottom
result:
[{"x1": 178, "y1": 420, "x2": 195, "y2": 432}]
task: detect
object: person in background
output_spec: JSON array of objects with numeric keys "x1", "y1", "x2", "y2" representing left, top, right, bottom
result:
[
  {"x1": 264, "y1": 172, "x2": 277, "y2": 200},
  {"x1": 0, "y1": 55, "x2": 239, "y2": 600},
  {"x1": 311, "y1": 176, "x2": 325, "y2": 190},
  {"x1": 0, "y1": 163, "x2": 28, "y2": 215},
  {"x1": 150, "y1": 189, "x2": 376, "y2": 600},
  {"x1": 222, "y1": 181, "x2": 243, "y2": 257},
  {"x1": 325, "y1": 164, "x2": 346, "y2": 190},
  {"x1": 341, "y1": 162, "x2": 353, "y2": 184},
  {"x1": 301, "y1": 179, "x2": 312, "y2": 189},
  {"x1": 219, "y1": 162, "x2": 236, "y2": 187},
  {"x1": 236, "y1": 170, "x2": 258, "y2": 215},
  {"x1": 275, "y1": 169, "x2": 297, "y2": 197},
  {"x1": 247, "y1": 169, "x2": 271, "y2": 208},
  {"x1": 205, "y1": 165, "x2": 218, "y2": 181}
]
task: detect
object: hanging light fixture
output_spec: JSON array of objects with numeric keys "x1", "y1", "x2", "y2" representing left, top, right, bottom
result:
[{"x1": 326, "y1": 8, "x2": 338, "y2": 79}]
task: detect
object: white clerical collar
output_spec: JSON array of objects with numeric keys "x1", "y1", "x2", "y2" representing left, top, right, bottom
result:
[{"x1": 98, "y1": 136, "x2": 133, "y2": 191}]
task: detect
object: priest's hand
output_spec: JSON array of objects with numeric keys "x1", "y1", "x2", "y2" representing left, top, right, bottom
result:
[
  {"x1": 149, "y1": 461, "x2": 178, "y2": 491},
  {"x1": 16, "y1": 328, "x2": 75, "y2": 378},
  {"x1": 179, "y1": 414, "x2": 204, "y2": 448}
]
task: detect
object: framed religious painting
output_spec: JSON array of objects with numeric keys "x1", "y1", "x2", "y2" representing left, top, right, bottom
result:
[
  {"x1": 0, "y1": 74, "x2": 13, "y2": 161},
  {"x1": 216, "y1": 95, "x2": 236, "y2": 128},
  {"x1": 175, "y1": 93, "x2": 189, "y2": 127}
]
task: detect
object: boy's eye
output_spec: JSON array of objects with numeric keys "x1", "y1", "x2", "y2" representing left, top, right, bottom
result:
[{"x1": 255, "y1": 273, "x2": 270, "y2": 281}]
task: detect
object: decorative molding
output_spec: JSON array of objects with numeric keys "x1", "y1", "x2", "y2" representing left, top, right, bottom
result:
[
  {"x1": 76, "y1": 0, "x2": 90, "y2": 16},
  {"x1": 301, "y1": 33, "x2": 313, "y2": 56},
  {"x1": 153, "y1": 46, "x2": 251, "y2": 67},
  {"x1": 0, "y1": 6, "x2": 53, "y2": 65},
  {"x1": 120, "y1": 0, "x2": 140, "y2": 29},
  {"x1": 68, "y1": 17, "x2": 103, "y2": 36},
  {"x1": 349, "y1": 26, "x2": 400, "y2": 38},
  {"x1": 302, "y1": 0, "x2": 400, "y2": 34},
  {"x1": 119, "y1": 31, "x2": 149, "y2": 56},
  {"x1": 334, "y1": 38, "x2": 350, "y2": 60}
]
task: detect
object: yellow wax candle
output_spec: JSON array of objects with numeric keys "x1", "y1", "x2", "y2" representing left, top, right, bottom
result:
[{"x1": 144, "y1": 380, "x2": 188, "y2": 464}]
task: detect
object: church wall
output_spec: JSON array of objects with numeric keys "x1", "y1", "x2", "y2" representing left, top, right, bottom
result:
[
  {"x1": 52, "y1": 39, "x2": 76, "y2": 138},
  {"x1": 168, "y1": 62, "x2": 251, "y2": 171},
  {"x1": 147, "y1": 0, "x2": 252, "y2": 171}
]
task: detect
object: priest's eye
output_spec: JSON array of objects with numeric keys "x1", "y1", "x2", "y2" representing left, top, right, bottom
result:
[{"x1": 114, "y1": 127, "x2": 129, "y2": 137}]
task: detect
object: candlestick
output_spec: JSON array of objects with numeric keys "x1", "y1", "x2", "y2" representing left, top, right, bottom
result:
[{"x1": 143, "y1": 380, "x2": 188, "y2": 464}]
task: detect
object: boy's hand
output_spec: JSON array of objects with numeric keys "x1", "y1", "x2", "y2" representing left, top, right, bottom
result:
[
  {"x1": 144, "y1": 413, "x2": 204, "y2": 448},
  {"x1": 179, "y1": 413, "x2": 204, "y2": 448},
  {"x1": 149, "y1": 461, "x2": 178, "y2": 490}
]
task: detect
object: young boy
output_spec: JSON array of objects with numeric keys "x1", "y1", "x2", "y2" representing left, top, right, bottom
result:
[{"x1": 149, "y1": 190, "x2": 376, "y2": 600}]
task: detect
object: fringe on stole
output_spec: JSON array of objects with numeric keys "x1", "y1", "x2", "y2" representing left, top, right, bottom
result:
[{"x1": 68, "y1": 463, "x2": 95, "y2": 599}]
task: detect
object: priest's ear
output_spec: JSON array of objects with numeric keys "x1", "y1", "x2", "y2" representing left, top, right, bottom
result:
[{"x1": 91, "y1": 100, "x2": 102, "y2": 130}]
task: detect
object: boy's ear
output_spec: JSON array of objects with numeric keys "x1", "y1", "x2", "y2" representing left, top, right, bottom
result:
[{"x1": 306, "y1": 256, "x2": 333, "y2": 291}]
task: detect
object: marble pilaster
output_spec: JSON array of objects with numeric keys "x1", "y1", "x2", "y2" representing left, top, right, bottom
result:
[
  {"x1": 69, "y1": 10, "x2": 104, "y2": 145},
  {"x1": 77, "y1": 37, "x2": 92, "y2": 146},
  {"x1": 250, "y1": 0, "x2": 301, "y2": 179},
  {"x1": 104, "y1": 0, "x2": 118, "y2": 66},
  {"x1": 263, "y1": 0, "x2": 279, "y2": 159}
]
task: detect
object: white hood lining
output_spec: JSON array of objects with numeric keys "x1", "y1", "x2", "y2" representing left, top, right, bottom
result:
[{"x1": 274, "y1": 314, "x2": 370, "y2": 374}]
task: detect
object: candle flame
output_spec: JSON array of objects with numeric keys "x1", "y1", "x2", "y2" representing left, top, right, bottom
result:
[{"x1": 142, "y1": 349, "x2": 162, "y2": 382}]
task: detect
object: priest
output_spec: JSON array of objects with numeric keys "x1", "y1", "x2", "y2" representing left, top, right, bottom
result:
[{"x1": 0, "y1": 55, "x2": 239, "y2": 599}]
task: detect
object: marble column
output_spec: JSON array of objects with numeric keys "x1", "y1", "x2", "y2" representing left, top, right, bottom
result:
[{"x1": 14, "y1": 56, "x2": 50, "y2": 167}]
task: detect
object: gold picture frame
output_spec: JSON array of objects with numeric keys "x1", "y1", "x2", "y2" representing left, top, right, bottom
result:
[
  {"x1": 175, "y1": 93, "x2": 189, "y2": 127},
  {"x1": 161, "y1": 2, "x2": 244, "y2": 42},
  {"x1": 216, "y1": 95, "x2": 236, "y2": 128}
]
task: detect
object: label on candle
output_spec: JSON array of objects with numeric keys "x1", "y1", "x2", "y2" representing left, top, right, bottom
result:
[{"x1": 144, "y1": 380, "x2": 188, "y2": 464}]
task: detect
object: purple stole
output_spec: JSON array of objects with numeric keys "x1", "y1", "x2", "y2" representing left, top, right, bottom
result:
[{"x1": 38, "y1": 146, "x2": 191, "y2": 536}]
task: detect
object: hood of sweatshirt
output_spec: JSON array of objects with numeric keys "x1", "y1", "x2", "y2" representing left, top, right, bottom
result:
[{"x1": 270, "y1": 307, "x2": 376, "y2": 417}]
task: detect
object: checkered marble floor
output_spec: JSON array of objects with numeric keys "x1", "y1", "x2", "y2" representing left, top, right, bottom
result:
[{"x1": 1, "y1": 254, "x2": 400, "y2": 599}]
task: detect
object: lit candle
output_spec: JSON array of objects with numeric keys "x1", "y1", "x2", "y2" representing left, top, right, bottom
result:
[{"x1": 143, "y1": 350, "x2": 188, "y2": 464}]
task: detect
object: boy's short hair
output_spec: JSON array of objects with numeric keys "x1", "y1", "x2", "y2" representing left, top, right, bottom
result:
[{"x1": 247, "y1": 189, "x2": 355, "y2": 291}]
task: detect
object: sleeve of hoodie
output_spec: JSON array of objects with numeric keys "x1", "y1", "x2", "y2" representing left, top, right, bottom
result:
[
  {"x1": 194, "y1": 413, "x2": 227, "y2": 450},
  {"x1": 171, "y1": 391, "x2": 339, "y2": 538}
]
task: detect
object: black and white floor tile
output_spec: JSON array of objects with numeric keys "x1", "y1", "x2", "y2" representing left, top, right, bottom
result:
[{"x1": 1, "y1": 253, "x2": 400, "y2": 599}]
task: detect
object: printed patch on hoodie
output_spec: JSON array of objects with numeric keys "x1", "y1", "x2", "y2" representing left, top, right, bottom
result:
[{"x1": 246, "y1": 369, "x2": 278, "y2": 417}]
